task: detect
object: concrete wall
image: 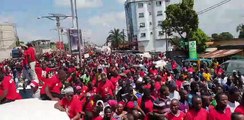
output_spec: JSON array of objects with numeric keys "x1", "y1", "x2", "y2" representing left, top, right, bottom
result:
[{"x1": 0, "y1": 23, "x2": 17, "y2": 49}]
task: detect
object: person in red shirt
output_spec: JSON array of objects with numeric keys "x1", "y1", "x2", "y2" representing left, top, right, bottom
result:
[
  {"x1": 184, "y1": 95, "x2": 208, "y2": 120},
  {"x1": 137, "y1": 88, "x2": 153, "y2": 120},
  {"x1": 40, "y1": 70, "x2": 67, "y2": 100},
  {"x1": 166, "y1": 99, "x2": 186, "y2": 120},
  {"x1": 97, "y1": 73, "x2": 115, "y2": 99},
  {"x1": 55, "y1": 87, "x2": 83, "y2": 120},
  {"x1": 35, "y1": 62, "x2": 53, "y2": 84},
  {"x1": 0, "y1": 73, "x2": 22, "y2": 104},
  {"x1": 26, "y1": 43, "x2": 38, "y2": 81},
  {"x1": 209, "y1": 93, "x2": 231, "y2": 120},
  {"x1": 235, "y1": 93, "x2": 244, "y2": 114},
  {"x1": 21, "y1": 44, "x2": 32, "y2": 81}
]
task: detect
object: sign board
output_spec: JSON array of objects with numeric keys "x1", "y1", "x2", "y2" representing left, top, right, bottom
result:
[
  {"x1": 67, "y1": 29, "x2": 82, "y2": 54},
  {"x1": 188, "y1": 41, "x2": 198, "y2": 59}
]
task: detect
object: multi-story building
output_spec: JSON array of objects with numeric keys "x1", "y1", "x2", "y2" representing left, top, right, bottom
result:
[
  {"x1": 125, "y1": 0, "x2": 170, "y2": 52},
  {"x1": 0, "y1": 23, "x2": 18, "y2": 49}
]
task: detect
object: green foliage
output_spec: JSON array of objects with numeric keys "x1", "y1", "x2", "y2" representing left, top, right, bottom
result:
[
  {"x1": 162, "y1": 0, "x2": 199, "y2": 40},
  {"x1": 191, "y1": 29, "x2": 209, "y2": 53},
  {"x1": 211, "y1": 32, "x2": 234, "y2": 40},
  {"x1": 237, "y1": 24, "x2": 244, "y2": 39},
  {"x1": 16, "y1": 40, "x2": 24, "y2": 46},
  {"x1": 107, "y1": 28, "x2": 125, "y2": 49}
]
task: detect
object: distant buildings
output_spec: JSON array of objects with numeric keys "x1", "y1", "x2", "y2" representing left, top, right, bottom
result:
[
  {"x1": 125, "y1": 0, "x2": 170, "y2": 52},
  {"x1": 0, "y1": 23, "x2": 18, "y2": 49}
]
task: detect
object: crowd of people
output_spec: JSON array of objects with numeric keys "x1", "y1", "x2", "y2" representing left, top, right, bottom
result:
[{"x1": 1, "y1": 43, "x2": 244, "y2": 120}]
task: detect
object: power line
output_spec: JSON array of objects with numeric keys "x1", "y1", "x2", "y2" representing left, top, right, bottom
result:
[{"x1": 197, "y1": 0, "x2": 231, "y2": 15}]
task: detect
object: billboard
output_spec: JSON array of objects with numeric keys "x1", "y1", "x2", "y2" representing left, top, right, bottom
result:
[
  {"x1": 67, "y1": 29, "x2": 82, "y2": 54},
  {"x1": 188, "y1": 41, "x2": 198, "y2": 59}
]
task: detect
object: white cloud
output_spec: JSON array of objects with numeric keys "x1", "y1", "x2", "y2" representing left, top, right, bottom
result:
[
  {"x1": 88, "y1": 11, "x2": 125, "y2": 27},
  {"x1": 54, "y1": 0, "x2": 103, "y2": 9},
  {"x1": 87, "y1": 11, "x2": 126, "y2": 45},
  {"x1": 117, "y1": 0, "x2": 126, "y2": 4}
]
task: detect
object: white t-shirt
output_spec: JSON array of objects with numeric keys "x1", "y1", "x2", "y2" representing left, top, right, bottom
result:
[
  {"x1": 169, "y1": 90, "x2": 180, "y2": 100},
  {"x1": 228, "y1": 101, "x2": 240, "y2": 113}
]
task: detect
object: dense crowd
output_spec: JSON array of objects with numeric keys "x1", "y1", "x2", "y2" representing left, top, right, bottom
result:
[{"x1": 1, "y1": 43, "x2": 244, "y2": 120}]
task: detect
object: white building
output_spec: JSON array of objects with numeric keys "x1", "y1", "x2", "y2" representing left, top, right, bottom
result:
[
  {"x1": 125, "y1": 0, "x2": 170, "y2": 52},
  {"x1": 0, "y1": 23, "x2": 18, "y2": 49}
]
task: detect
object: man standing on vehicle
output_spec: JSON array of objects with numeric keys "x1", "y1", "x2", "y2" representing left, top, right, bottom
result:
[{"x1": 26, "y1": 43, "x2": 38, "y2": 81}]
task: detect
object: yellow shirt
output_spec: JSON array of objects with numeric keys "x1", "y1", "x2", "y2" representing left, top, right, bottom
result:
[{"x1": 203, "y1": 72, "x2": 211, "y2": 81}]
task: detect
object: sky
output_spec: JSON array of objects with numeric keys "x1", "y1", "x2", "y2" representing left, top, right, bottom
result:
[{"x1": 0, "y1": 0, "x2": 244, "y2": 45}]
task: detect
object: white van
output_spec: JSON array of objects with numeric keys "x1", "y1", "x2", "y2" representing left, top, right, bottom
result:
[{"x1": 221, "y1": 60, "x2": 244, "y2": 75}]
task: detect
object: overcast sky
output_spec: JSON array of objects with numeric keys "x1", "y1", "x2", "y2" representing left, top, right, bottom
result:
[{"x1": 0, "y1": 0, "x2": 243, "y2": 45}]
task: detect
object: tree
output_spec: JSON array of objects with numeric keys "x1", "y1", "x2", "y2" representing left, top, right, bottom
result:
[
  {"x1": 211, "y1": 32, "x2": 234, "y2": 40},
  {"x1": 237, "y1": 24, "x2": 244, "y2": 39},
  {"x1": 211, "y1": 33, "x2": 219, "y2": 40},
  {"x1": 107, "y1": 28, "x2": 125, "y2": 50},
  {"x1": 162, "y1": 0, "x2": 199, "y2": 40},
  {"x1": 191, "y1": 29, "x2": 209, "y2": 53},
  {"x1": 219, "y1": 32, "x2": 233, "y2": 40}
]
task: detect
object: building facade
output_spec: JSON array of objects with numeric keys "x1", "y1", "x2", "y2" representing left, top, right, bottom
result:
[
  {"x1": 125, "y1": 0, "x2": 170, "y2": 52},
  {"x1": 0, "y1": 23, "x2": 18, "y2": 49}
]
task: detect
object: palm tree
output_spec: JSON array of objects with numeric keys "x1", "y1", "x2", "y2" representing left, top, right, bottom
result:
[
  {"x1": 107, "y1": 28, "x2": 125, "y2": 49},
  {"x1": 236, "y1": 24, "x2": 244, "y2": 39}
]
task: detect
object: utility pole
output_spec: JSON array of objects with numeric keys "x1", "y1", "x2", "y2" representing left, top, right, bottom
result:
[
  {"x1": 70, "y1": 0, "x2": 82, "y2": 67},
  {"x1": 38, "y1": 13, "x2": 70, "y2": 52},
  {"x1": 70, "y1": 0, "x2": 76, "y2": 28}
]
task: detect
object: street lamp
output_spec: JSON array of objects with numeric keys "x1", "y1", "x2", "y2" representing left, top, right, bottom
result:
[{"x1": 37, "y1": 13, "x2": 71, "y2": 51}]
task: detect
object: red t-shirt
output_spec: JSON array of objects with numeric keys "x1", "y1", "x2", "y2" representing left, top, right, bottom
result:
[
  {"x1": 155, "y1": 81, "x2": 161, "y2": 91},
  {"x1": 110, "y1": 76, "x2": 120, "y2": 86},
  {"x1": 0, "y1": 76, "x2": 22, "y2": 100},
  {"x1": 184, "y1": 108, "x2": 208, "y2": 120},
  {"x1": 40, "y1": 75, "x2": 63, "y2": 95},
  {"x1": 35, "y1": 67, "x2": 52, "y2": 83},
  {"x1": 23, "y1": 50, "x2": 29, "y2": 66},
  {"x1": 208, "y1": 107, "x2": 231, "y2": 120},
  {"x1": 235, "y1": 105, "x2": 244, "y2": 114},
  {"x1": 137, "y1": 98, "x2": 154, "y2": 113},
  {"x1": 166, "y1": 111, "x2": 186, "y2": 120},
  {"x1": 59, "y1": 95, "x2": 82, "y2": 118},
  {"x1": 27, "y1": 47, "x2": 36, "y2": 62},
  {"x1": 81, "y1": 97, "x2": 96, "y2": 112},
  {"x1": 93, "y1": 116, "x2": 103, "y2": 120},
  {"x1": 97, "y1": 80, "x2": 115, "y2": 98}
]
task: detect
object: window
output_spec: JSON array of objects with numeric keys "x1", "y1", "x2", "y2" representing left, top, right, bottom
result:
[
  {"x1": 149, "y1": 12, "x2": 152, "y2": 15},
  {"x1": 157, "y1": 11, "x2": 163, "y2": 16},
  {"x1": 138, "y1": 3, "x2": 143, "y2": 8},
  {"x1": 141, "y1": 33, "x2": 146, "y2": 38},
  {"x1": 150, "y1": 22, "x2": 152, "y2": 25},
  {"x1": 139, "y1": 23, "x2": 145, "y2": 28},
  {"x1": 158, "y1": 21, "x2": 163, "y2": 26},
  {"x1": 159, "y1": 31, "x2": 164, "y2": 36},
  {"x1": 139, "y1": 13, "x2": 144, "y2": 18},
  {"x1": 156, "y1": 1, "x2": 162, "y2": 6}
]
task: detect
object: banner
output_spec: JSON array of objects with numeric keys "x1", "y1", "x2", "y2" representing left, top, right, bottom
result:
[
  {"x1": 67, "y1": 29, "x2": 82, "y2": 54},
  {"x1": 188, "y1": 41, "x2": 198, "y2": 59}
]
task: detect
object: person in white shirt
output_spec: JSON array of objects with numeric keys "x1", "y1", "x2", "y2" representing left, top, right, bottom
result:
[
  {"x1": 227, "y1": 87, "x2": 240, "y2": 112},
  {"x1": 168, "y1": 81, "x2": 180, "y2": 100}
]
